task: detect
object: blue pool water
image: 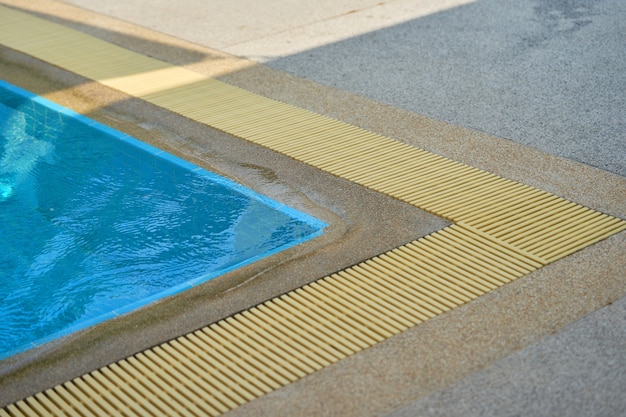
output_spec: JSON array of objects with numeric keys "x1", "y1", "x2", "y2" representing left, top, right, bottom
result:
[{"x1": 0, "y1": 80, "x2": 326, "y2": 360}]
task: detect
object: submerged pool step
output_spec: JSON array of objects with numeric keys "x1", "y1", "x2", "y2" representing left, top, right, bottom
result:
[{"x1": 1, "y1": 4, "x2": 625, "y2": 417}]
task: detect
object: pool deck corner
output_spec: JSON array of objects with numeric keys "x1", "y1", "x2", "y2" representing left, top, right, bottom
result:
[{"x1": 0, "y1": 0, "x2": 625, "y2": 416}]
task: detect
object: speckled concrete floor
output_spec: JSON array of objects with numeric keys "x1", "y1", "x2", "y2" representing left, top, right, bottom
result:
[{"x1": 0, "y1": 1, "x2": 624, "y2": 415}]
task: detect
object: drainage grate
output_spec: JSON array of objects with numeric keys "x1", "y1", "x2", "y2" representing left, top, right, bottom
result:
[
  {"x1": 0, "y1": 5, "x2": 624, "y2": 416},
  {"x1": 2, "y1": 224, "x2": 544, "y2": 417}
]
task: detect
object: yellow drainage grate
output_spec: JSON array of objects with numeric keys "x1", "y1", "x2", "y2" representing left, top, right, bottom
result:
[
  {"x1": 2, "y1": 225, "x2": 544, "y2": 417},
  {"x1": 1, "y1": 5, "x2": 624, "y2": 416}
]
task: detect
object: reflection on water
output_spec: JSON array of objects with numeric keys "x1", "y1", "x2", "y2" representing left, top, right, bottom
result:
[
  {"x1": 0, "y1": 102, "x2": 55, "y2": 203},
  {"x1": 0, "y1": 81, "x2": 325, "y2": 359}
]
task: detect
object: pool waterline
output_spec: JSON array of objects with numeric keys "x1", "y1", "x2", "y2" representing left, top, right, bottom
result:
[{"x1": 0, "y1": 80, "x2": 327, "y2": 360}]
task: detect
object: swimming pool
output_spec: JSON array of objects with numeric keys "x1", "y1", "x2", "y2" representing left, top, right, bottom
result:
[{"x1": 0, "y1": 80, "x2": 326, "y2": 360}]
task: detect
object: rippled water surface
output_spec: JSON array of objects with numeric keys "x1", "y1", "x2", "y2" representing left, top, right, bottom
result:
[{"x1": 0, "y1": 81, "x2": 326, "y2": 359}]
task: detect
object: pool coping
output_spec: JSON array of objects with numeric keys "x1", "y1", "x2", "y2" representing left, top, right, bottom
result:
[
  {"x1": 0, "y1": 1, "x2": 625, "y2": 415},
  {"x1": 0, "y1": 8, "x2": 450, "y2": 407},
  {"x1": 0, "y1": 79, "x2": 329, "y2": 361}
]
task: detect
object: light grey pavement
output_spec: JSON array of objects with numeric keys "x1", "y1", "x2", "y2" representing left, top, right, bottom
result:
[
  {"x1": 387, "y1": 296, "x2": 626, "y2": 417},
  {"x1": 263, "y1": 0, "x2": 626, "y2": 177},
  {"x1": 22, "y1": 0, "x2": 626, "y2": 415},
  {"x1": 62, "y1": 0, "x2": 626, "y2": 177}
]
